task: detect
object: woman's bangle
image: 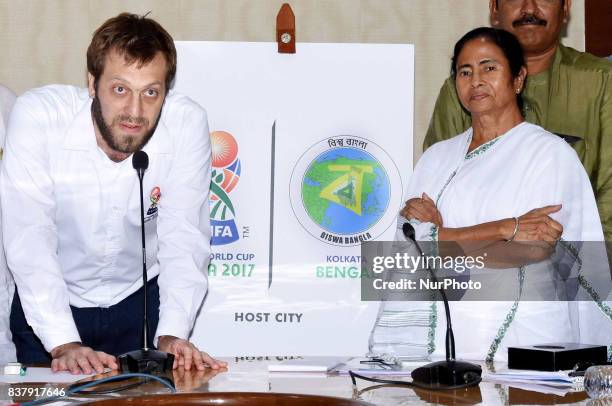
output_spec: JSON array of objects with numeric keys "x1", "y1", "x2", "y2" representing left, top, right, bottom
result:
[{"x1": 506, "y1": 217, "x2": 519, "y2": 242}]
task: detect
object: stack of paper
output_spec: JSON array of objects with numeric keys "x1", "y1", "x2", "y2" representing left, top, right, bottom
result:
[
  {"x1": 483, "y1": 369, "x2": 579, "y2": 395},
  {"x1": 483, "y1": 369, "x2": 574, "y2": 386}
]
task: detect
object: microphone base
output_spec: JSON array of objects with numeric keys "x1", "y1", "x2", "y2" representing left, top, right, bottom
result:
[
  {"x1": 118, "y1": 349, "x2": 175, "y2": 375},
  {"x1": 411, "y1": 360, "x2": 482, "y2": 390}
]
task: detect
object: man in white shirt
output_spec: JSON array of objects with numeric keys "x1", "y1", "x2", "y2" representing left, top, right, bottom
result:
[
  {"x1": 0, "y1": 84, "x2": 17, "y2": 366},
  {"x1": 1, "y1": 13, "x2": 226, "y2": 374}
]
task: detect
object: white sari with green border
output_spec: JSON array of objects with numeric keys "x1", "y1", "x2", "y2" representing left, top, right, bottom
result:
[{"x1": 401, "y1": 122, "x2": 609, "y2": 362}]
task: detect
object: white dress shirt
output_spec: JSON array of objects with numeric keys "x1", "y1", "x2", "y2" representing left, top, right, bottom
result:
[
  {"x1": 0, "y1": 84, "x2": 17, "y2": 364},
  {"x1": 0, "y1": 85, "x2": 212, "y2": 352}
]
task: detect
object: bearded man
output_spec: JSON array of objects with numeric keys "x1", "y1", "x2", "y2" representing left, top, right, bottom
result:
[{"x1": 0, "y1": 13, "x2": 226, "y2": 374}]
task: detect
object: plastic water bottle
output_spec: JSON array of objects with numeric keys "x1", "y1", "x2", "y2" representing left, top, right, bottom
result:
[
  {"x1": 584, "y1": 365, "x2": 612, "y2": 399},
  {"x1": 367, "y1": 300, "x2": 434, "y2": 360},
  {"x1": 366, "y1": 223, "x2": 436, "y2": 361}
]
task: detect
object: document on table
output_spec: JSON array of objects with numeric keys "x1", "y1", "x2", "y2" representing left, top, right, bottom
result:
[
  {"x1": 483, "y1": 369, "x2": 585, "y2": 396},
  {"x1": 0, "y1": 367, "x2": 97, "y2": 383},
  {"x1": 333, "y1": 357, "x2": 421, "y2": 376},
  {"x1": 506, "y1": 382, "x2": 575, "y2": 397},
  {"x1": 483, "y1": 369, "x2": 574, "y2": 387},
  {"x1": 268, "y1": 357, "x2": 426, "y2": 376}
]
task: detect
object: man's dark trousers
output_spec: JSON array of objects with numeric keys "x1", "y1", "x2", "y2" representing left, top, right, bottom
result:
[{"x1": 10, "y1": 277, "x2": 160, "y2": 364}]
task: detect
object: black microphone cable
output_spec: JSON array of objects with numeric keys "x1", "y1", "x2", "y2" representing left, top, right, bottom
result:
[
  {"x1": 348, "y1": 369, "x2": 479, "y2": 391},
  {"x1": 21, "y1": 372, "x2": 175, "y2": 405}
]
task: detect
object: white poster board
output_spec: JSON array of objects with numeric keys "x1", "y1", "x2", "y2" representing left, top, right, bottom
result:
[{"x1": 174, "y1": 41, "x2": 414, "y2": 355}]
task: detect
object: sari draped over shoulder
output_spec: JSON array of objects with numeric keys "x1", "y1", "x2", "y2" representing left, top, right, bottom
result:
[{"x1": 397, "y1": 122, "x2": 610, "y2": 361}]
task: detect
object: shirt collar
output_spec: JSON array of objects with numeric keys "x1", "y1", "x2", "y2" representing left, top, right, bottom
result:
[
  {"x1": 62, "y1": 97, "x2": 174, "y2": 155},
  {"x1": 524, "y1": 45, "x2": 562, "y2": 87}
]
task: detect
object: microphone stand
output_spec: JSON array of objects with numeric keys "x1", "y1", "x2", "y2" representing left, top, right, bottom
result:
[
  {"x1": 118, "y1": 151, "x2": 174, "y2": 375},
  {"x1": 403, "y1": 222, "x2": 482, "y2": 390},
  {"x1": 138, "y1": 162, "x2": 150, "y2": 352}
]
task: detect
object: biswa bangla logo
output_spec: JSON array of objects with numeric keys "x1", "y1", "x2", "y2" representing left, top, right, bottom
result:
[
  {"x1": 290, "y1": 136, "x2": 402, "y2": 246},
  {"x1": 210, "y1": 131, "x2": 241, "y2": 245}
]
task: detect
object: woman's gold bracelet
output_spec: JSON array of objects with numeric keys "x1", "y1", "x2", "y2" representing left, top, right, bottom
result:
[{"x1": 507, "y1": 217, "x2": 519, "y2": 242}]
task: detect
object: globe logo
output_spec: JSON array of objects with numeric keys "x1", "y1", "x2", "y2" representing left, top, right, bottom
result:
[
  {"x1": 290, "y1": 136, "x2": 402, "y2": 246},
  {"x1": 302, "y1": 148, "x2": 390, "y2": 235}
]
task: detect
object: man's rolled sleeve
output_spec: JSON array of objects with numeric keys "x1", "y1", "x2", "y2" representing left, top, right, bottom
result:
[
  {"x1": 0, "y1": 94, "x2": 80, "y2": 352},
  {"x1": 154, "y1": 102, "x2": 212, "y2": 342}
]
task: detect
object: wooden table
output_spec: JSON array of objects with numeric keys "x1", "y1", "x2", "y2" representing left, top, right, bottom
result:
[{"x1": 0, "y1": 357, "x2": 592, "y2": 405}]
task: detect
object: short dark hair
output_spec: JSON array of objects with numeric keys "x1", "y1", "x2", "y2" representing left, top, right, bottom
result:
[
  {"x1": 451, "y1": 27, "x2": 525, "y2": 78},
  {"x1": 87, "y1": 13, "x2": 177, "y2": 91},
  {"x1": 451, "y1": 27, "x2": 526, "y2": 109}
]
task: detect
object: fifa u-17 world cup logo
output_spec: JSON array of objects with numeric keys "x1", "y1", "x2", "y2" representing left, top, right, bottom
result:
[{"x1": 210, "y1": 131, "x2": 241, "y2": 245}]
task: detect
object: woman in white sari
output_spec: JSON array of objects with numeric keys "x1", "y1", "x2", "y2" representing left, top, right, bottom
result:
[{"x1": 400, "y1": 27, "x2": 606, "y2": 362}]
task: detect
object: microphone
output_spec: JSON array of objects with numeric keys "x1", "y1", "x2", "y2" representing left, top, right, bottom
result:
[
  {"x1": 118, "y1": 151, "x2": 174, "y2": 375},
  {"x1": 401, "y1": 221, "x2": 482, "y2": 390},
  {"x1": 132, "y1": 149, "x2": 149, "y2": 179}
]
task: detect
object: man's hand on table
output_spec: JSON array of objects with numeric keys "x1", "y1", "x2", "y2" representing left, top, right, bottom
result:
[
  {"x1": 157, "y1": 335, "x2": 228, "y2": 371},
  {"x1": 50, "y1": 342, "x2": 118, "y2": 375}
]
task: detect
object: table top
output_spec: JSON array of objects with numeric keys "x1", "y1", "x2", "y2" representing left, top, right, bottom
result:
[{"x1": 0, "y1": 357, "x2": 595, "y2": 405}]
